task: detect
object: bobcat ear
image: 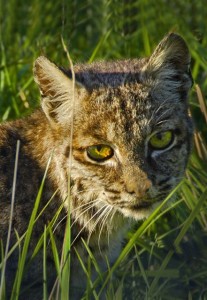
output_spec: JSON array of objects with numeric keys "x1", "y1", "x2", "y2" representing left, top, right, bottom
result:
[
  {"x1": 33, "y1": 56, "x2": 83, "y2": 125},
  {"x1": 141, "y1": 33, "x2": 193, "y2": 98}
]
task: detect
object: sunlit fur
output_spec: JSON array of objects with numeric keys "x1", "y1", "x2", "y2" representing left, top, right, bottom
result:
[{"x1": 0, "y1": 33, "x2": 193, "y2": 299}]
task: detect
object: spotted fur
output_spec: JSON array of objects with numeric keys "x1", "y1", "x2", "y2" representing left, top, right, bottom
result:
[{"x1": 0, "y1": 33, "x2": 193, "y2": 299}]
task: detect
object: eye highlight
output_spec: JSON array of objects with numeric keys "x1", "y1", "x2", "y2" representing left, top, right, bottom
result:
[
  {"x1": 149, "y1": 131, "x2": 173, "y2": 150},
  {"x1": 87, "y1": 145, "x2": 114, "y2": 162}
]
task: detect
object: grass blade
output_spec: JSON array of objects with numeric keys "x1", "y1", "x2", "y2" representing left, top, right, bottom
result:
[
  {"x1": 43, "y1": 226, "x2": 48, "y2": 300},
  {"x1": 11, "y1": 154, "x2": 52, "y2": 299},
  {"x1": 148, "y1": 186, "x2": 207, "y2": 295},
  {"x1": 0, "y1": 140, "x2": 20, "y2": 299}
]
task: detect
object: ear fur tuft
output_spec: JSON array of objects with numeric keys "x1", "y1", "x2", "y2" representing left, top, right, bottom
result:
[
  {"x1": 147, "y1": 33, "x2": 191, "y2": 72},
  {"x1": 141, "y1": 33, "x2": 193, "y2": 97},
  {"x1": 33, "y1": 56, "x2": 83, "y2": 125}
]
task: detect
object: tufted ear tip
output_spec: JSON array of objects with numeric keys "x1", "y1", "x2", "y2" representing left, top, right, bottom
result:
[
  {"x1": 33, "y1": 56, "x2": 61, "y2": 94},
  {"x1": 33, "y1": 56, "x2": 48, "y2": 69},
  {"x1": 141, "y1": 33, "x2": 192, "y2": 88},
  {"x1": 140, "y1": 33, "x2": 193, "y2": 102},
  {"x1": 147, "y1": 33, "x2": 191, "y2": 73},
  {"x1": 33, "y1": 56, "x2": 51, "y2": 77},
  {"x1": 33, "y1": 56, "x2": 87, "y2": 125}
]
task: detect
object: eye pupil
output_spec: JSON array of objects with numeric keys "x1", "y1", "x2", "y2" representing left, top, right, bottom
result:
[
  {"x1": 96, "y1": 145, "x2": 102, "y2": 152},
  {"x1": 149, "y1": 131, "x2": 173, "y2": 150},
  {"x1": 87, "y1": 144, "x2": 114, "y2": 162},
  {"x1": 156, "y1": 133, "x2": 163, "y2": 140}
]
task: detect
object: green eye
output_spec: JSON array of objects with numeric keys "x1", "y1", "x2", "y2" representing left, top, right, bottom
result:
[
  {"x1": 149, "y1": 131, "x2": 173, "y2": 150},
  {"x1": 87, "y1": 144, "x2": 114, "y2": 162}
]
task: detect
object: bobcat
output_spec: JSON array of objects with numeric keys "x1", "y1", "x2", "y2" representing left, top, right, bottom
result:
[{"x1": 0, "y1": 33, "x2": 193, "y2": 299}]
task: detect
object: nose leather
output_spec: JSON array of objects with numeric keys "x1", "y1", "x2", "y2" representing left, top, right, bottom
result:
[
  {"x1": 124, "y1": 168, "x2": 152, "y2": 197},
  {"x1": 125, "y1": 178, "x2": 152, "y2": 197}
]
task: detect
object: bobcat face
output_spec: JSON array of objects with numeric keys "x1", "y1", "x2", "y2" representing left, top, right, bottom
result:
[
  {"x1": 69, "y1": 82, "x2": 192, "y2": 222},
  {"x1": 33, "y1": 33, "x2": 193, "y2": 228}
]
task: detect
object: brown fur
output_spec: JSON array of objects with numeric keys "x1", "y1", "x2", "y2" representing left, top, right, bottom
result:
[{"x1": 0, "y1": 33, "x2": 193, "y2": 299}]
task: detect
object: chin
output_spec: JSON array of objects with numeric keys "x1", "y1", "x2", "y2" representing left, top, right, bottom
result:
[{"x1": 120, "y1": 202, "x2": 161, "y2": 221}]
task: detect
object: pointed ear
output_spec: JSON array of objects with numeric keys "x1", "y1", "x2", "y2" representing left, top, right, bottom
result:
[
  {"x1": 141, "y1": 33, "x2": 193, "y2": 99},
  {"x1": 33, "y1": 56, "x2": 83, "y2": 125}
]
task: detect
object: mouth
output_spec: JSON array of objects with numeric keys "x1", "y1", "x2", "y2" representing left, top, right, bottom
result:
[
  {"x1": 129, "y1": 201, "x2": 152, "y2": 210},
  {"x1": 118, "y1": 199, "x2": 160, "y2": 221}
]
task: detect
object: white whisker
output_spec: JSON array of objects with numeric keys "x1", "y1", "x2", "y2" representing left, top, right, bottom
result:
[
  {"x1": 70, "y1": 198, "x2": 98, "y2": 213},
  {"x1": 70, "y1": 199, "x2": 103, "y2": 228},
  {"x1": 52, "y1": 199, "x2": 101, "y2": 234},
  {"x1": 98, "y1": 206, "x2": 114, "y2": 252},
  {"x1": 87, "y1": 205, "x2": 110, "y2": 242},
  {"x1": 148, "y1": 99, "x2": 172, "y2": 125},
  {"x1": 52, "y1": 214, "x2": 68, "y2": 235},
  {"x1": 71, "y1": 204, "x2": 108, "y2": 247},
  {"x1": 107, "y1": 209, "x2": 117, "y2": 244}
]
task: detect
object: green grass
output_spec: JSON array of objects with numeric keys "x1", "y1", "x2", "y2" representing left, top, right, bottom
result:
[{"x1": 1, "y1": 0, "x2": 207, "y2": 299}]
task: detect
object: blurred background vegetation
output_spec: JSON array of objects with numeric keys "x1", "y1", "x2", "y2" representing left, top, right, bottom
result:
[{"x1": 1, "y1": 0, "x2": 207, "y2": 299}]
